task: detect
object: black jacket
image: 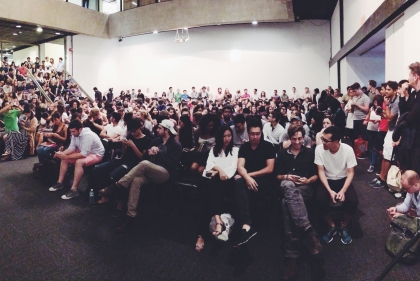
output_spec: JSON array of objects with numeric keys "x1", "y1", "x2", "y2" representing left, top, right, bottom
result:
[{"x1": 146, "y1": 136, "x2": 182, "y2": 180}]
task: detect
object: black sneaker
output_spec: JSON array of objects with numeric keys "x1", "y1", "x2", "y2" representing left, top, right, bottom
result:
[
  {"x1": 115, "y1": 216, "x2": 135, "y2": 233},
  {"x1": 61, "y1": 189, "x2": 79, "y2": 200},
  {"x1": 89, "y1": 200, "x2": 110, "y2": 208},
  {"x1": 302, "y1": 230, "x2": 323, "y2": 255},
  {"x1": 357, "y1": 152, "x2": 369, "y2": 160},
  {"x1": 234, "y1": 227, "x2": 257, "y2": 247},
  {"x1": 49, "y1": 182, "x2": 64, "y2": 192}
]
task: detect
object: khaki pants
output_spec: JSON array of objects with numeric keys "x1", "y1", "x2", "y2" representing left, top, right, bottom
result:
[{"x1": 118, "y1": 160, "x2": 169, "y2": 217}]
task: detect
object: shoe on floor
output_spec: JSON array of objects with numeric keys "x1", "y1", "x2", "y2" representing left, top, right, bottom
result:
[
  {"x1": 371, "y1": 180, "x2": 385, "y2": 189},
  {"x1": 302, "y1": 229, "x2": 323, "y2": 255},
  {"x1": 367, "y1": 165, "x2": 374, "y2": 173},
  {"x1": 111, "y1": 208, "x2": 124, "y2": 218},
  {"x1": 234, "y1": 227, "x2": 257, "y2": 247},
  {"x1": 115, "y1": 215, "x2": 135, "y2": 233},
  {"x1": 368, "y1": 178, "x2": 379, "y2": 185},
  {"x1": 49, "y1": 182, "x2": 64, "y2": 192},
  {"x1": 357, "y1": 152, "x2": 369, "y2": 160},
  {"x1": 339, "y1": 227, "x2": 352, "y2": 244},
  {"x1": 89, "y1": 200, "x2": 110, "y2": 208},
  {"x1": 61, "y1": 189, "x2": 79, "y2": 200},
  {"x1": 321, "y1": 226, "x2": 337, "y2": 244},
  {"x1": 282, "y1": 258, "x2": 298, "y2": 280}
]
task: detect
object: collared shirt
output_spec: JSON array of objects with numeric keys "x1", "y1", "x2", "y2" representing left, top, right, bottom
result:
[
  {"x1": 263, "y1": 122, "x2": 285, "y2": 145},
  {"x1": 276, "y1": 146, "x2": 317, "y2": 179},
  {"x1": 396, "y1": 192, "x2": 420, "y2": 216},
  {"x1": 68, "y1": 127, "x2": 105, "y2": 157}
]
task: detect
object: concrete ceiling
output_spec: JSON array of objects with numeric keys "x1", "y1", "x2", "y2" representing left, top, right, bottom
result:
[
  {"x1": 0, "y1": 19, "x2": 72, "y2": 53},
  {"x1": 292, "y1": 0, "x2": 339, "y2": 20}
]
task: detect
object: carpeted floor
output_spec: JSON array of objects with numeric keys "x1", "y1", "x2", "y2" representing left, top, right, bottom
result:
[{"x1": 0, "y1": 156, "x2": 419, "y2": 281}]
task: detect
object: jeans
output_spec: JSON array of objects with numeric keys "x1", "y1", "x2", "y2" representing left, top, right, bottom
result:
[
  {"x1": 36, "y1": 145, "x2": 58, "y2": 163},
  {"x1": 366, "y1": 130, "x2": 378, "y2": 167},
  {"x1": 315, "y1": 178, "x2": 359, "y2": 217},
  {"x1": 234, "y1": 176, "x2": 272, "y2": 226},
  {"x1": 91, "y1": 158, "x2": 133, "y2": 196},
  {"x1": 118, "y1": 160, "x2": 170, "y2": 217},
  {"x1": 281, "y1": 180, "x2": 313, "y2": 258}
]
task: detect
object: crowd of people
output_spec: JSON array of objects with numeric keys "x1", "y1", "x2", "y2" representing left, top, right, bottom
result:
[{"x1": 2, "y1": 55, "x2": 420, "y2": 280}]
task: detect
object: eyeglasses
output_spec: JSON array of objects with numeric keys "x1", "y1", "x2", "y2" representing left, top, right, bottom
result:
[{"x1": 321, "y1": 137, "x2": 333, "y2": 143}]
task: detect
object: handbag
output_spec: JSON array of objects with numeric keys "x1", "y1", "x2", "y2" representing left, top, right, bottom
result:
[
  {"x1": 385, "y1": 214, "x2": 420, "y2": 265},
  {"x1": 387, "y1": 165, "x2": 402, "y2": 193}
]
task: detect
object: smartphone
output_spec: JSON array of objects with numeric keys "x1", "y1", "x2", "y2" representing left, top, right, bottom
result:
[{"x1": 205, "y1": 172, "x2": 212, "y2": 177}]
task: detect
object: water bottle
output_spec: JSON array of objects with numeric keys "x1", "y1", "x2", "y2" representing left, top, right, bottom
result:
[{"x1": 89, "y1": 189, "x2": 94, "y2": 204}]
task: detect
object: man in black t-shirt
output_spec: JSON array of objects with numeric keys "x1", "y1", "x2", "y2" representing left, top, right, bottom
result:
[{"x1": 234, "y1": 118, "x2": 276, "y2": 247}]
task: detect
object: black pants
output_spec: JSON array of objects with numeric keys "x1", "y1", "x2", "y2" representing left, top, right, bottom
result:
[
  {"x1": 197, "y1": 177, "x2": 235, "y2": 236},
  {"x1": 235, "y1": 176, "x2": 273, "y2": 226},
  {"x1": 412, "y1": 148, "x2": 420, "y2": 176},
  {"x1": 315, "y1": 178, "x2": 358, "y2": 217},
  {"x1": 82, "y1": 0, "x2": 89, "y2": 8}
]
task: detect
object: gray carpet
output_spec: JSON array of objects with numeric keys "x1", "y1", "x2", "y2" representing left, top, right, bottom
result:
[{"x1": 0, "y1": 156, "x2": 419, "y2": 281}]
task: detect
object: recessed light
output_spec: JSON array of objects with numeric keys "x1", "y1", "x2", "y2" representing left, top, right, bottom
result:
[
  {"x1": 12, "y1": 46, "x2": 16, "y2": 48},
  {"x1": 153, "y1": 30, "x2": 158, "y2": 34},
  {"x1": 252, "y1": 20, "x2": 258, "y2": 25},
  {"x1": 16, "y1": 25, "x2": 21, "y2": 28},
  {"x1": 36, "y1": 26, "x2": 43, "y2": 32},
  {"x1": 55, "y1": 32, "x2": 61, "y2": 35},
  {"x1": 12, "y1": 33, "x2": 17, "y2": 36},
  {"x1": 183, "y1": 27, "x2": 188, "y2": 30}
]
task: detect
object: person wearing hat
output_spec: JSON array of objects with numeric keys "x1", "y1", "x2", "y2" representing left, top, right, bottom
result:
[{"x1": 99, "y1": 119, "x2": 182, "y2": 233}]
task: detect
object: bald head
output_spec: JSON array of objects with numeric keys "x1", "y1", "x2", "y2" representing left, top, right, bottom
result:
[{"x1": 401, "y1": 170, "x2": 420, "y2": 192}]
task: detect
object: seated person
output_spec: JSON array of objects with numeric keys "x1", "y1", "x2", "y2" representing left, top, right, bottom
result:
[
  {"x1": 276, "y1": 124, "x2": 322, "y2": 280},
  {"x1": 263, "y1": 111, "x2": 285, "y2": 150},
  {"x1": 83, "y1": 108, "x2": 103, "y2": 137},
  {"x1": 281, "y1": 117, "x2": 312, "y2": 149},
  {"x1": 36, "y1": 111, "x2": 68, "y2": 163},
  {"x1": 387, "y1": 170, "x2": 420, "y2": 219},
  {"x1": 100, "y1": 112, "x2": 122, "y2": 141},
  {"x1": 99, "y1": 120, "x2": 182, "y2": 233},
  {"x1": 231, "y1": 114, "x2": 248, "y2": 148},
  {"x1": 195, "y1": 125, "x2": 239, "y2": 252},
  {"x1": 49, "y1": 120, "x2": 105, "y2": 200},
  {"x1": 90, "y1": 118, "x2": 151, "y2": 209},
  {"x1": 234, "y1": 118, "x2": 276, "y2": 246},
  {"x1": 314, "y1": 126, "x2": 358, "y2": 245}
]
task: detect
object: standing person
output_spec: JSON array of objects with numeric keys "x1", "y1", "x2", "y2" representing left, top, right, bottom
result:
[
  {"x1": 315, "y1": 126, "x2": 358, "y2": 245},
  {"x1": 174, "y1": 89, "x2": 182, "y2": 103},
  {"x1": 56, "y1": 57, "x2": 65, "y2": 76},
  {"x1": 94, "y1": 87, "x2": 102, "y2": 102},
  {"x1": 407, "y1": 62, "x2": 420, "y2": 176},
  {"x1": 364, "y1": 95, "x2": 383, "y2": 173},
  {"x1": 367, "y1": 80, "x2": 380, "y2": 103},
  {"x1": 369, "y1": 81, "x2": 399, "y2": 188},
  {"x1": 277, "y1": 125, "x2": 323, "y2": 280},
  {"x1": 49, "y1": 120, "x2": 105, "y2": 200},
  {"x1": 99, "y1": 120, "x2": 182, "y2": 233},
  {"x1": 351, "y1": 82, "x2": 370, "y2": 158},
  {"x1": 234, "y1": 118, "x2": 276, "y2": 247},
  {"x1": 167, "y1": 87, "x2": 174, "y2": 101},
  {"x1": 195, "y1": 126, "x2": 239, "y2": 252}
]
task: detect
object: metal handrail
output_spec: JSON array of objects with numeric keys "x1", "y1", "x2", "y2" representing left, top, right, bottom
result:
[
  {"x1": 64, "y1": 70, "x2": 94, "y2": 103},
  {"x1": 25, "y1": 68, "x2": 52, "y2": 103}
]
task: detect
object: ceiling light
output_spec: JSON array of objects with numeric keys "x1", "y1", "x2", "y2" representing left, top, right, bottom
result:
[
  {"x1": 16, "y1": 25, "x2": 21, "y2": 28},
  {"x1": 36, "y1": 26, "x2": 43, "y2": 32},
  {"x1": 131, "y1": 1, "x2": 137, "y2": 5},
  {"x1": 153, "y1": 30, "x2": 158, "y2": 34},
  {"x1": 19, "y1": 31, "x2": 22, "y2": 34},
  {"x1": 183, "y1": 27, "x2": 188, "y2": 30},
  {"x1": 12, "y1": 46, "x2": 16, "y2": 48},
  {"x1": 12, "y1": 33, "x2": 17, "y2": 35},
  {"x1": 55, "y1": 32, "x2": 61, "y2": 35},
  {"x1": 252, "y1": 20, "x2": 258, "y2": 25}
]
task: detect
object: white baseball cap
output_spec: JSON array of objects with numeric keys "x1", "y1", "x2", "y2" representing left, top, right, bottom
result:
[{"x1": 160, "y1": 119, "x2": 177, "y2": 135}]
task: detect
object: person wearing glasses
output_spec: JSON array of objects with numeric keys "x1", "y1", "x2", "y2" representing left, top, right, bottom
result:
[
  {"x1": 314, "y1": 126, "x2": 358, "y2": 245},
  {"x1": 233, "y1": 118, "x2": 276, "y2": 247}
]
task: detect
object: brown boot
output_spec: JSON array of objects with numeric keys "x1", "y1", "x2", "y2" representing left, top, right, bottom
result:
[{"x1": 282, "y1": 258, "x2": 298, "y2": 280}]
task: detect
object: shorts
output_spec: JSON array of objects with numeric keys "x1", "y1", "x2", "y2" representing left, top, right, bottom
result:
[
  {"x1": 374, "y1": 131, "x2": 387, "y2": 151},
  {"x1": 383, "y1": 131, "x2": 394, "y2": 161},
  {"x1": 353, "y1": 120, "x2": 367, "y2": 140},
  {"x1": 84, "y1": 154, "x2": 103, "y2": 166}
]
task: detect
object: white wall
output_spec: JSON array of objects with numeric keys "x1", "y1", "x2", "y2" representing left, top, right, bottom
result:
[
  {"x1": 72, "y1": 21, "x2": 331, "y2": 98},
  {"x1": 44, "y1": 43, "x2": 65, "y2": 64},
  {"x1": 386, "y1": 1, "x2": 420, "y2": 81},
  {"x1": 12, "y1": 46, "x2": 38, "y2": 65},
  {"x1": 329, "y1": 62, "x2": 338, "y2": 89},
  {"x1": 345, "y1": 54, "x2": 385, "y2": 87},
  {"x1": 331, "y1": 1, "x2": 341, "y2": 57},
  {"x1": 343, "y1": 0, "x2": 385, "y2": 44}
]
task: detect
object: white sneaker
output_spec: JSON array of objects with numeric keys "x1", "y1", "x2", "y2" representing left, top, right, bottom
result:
[{"x1": 367, "y1": 165, "x2": 374, "y2": 173}]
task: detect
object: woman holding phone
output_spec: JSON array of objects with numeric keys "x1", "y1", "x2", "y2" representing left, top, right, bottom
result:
[{"x1": 195, "y1": 125, "x2": 239, "y2": 252}]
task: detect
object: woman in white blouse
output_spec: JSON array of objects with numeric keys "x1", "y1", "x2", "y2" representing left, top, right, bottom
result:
[{"x1": 195, "y1": 125, "x2": 239, "y2": 252}]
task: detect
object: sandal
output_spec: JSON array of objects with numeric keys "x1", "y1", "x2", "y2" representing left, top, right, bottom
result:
[
  {"x1": 212, "y1": 222, "x2": 225, "y2": 237},
  {"x1": 195, "y1": 235, "x2": 204, "y2": 252}
]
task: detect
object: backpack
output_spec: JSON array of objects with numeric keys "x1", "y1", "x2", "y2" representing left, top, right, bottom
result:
[
  {"x1": 385, "y1": 214, "x2": 420, "y2": 265},
  {"x1": 387, "y1": 165, "x2": 402, "y2": 193},
  {"x1": 32, "y1": 163, "x2": 45, "y2": 180}
]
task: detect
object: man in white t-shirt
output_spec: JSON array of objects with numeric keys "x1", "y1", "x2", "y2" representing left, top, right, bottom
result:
[
  {"x1": 314, "y1": 126, "x2": 358, "y2": 245},
  {"x1": 100, "y1": 112, "x2": 122, "y2": 141}
]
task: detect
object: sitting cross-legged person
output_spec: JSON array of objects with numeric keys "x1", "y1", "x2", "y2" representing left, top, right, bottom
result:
[
  {"x1": 276, "y1": 124, "x2": 323, "y2": 280},
  {"x1": 49, "y1": 119, "x2": 105, "y2": 200},
  {"x1": 99, "y1": 119, "x2": 182, "y2": 233},
  {"x1": 234, "y1": 117, "x2": 276, "y2": 247},
  {"x1": 195, "y1": 125, "x2": 239, "y2": 252},
  {"x1": 314, "y1": 126, "x2": 358, "y2": 245},
  {"x1": 90, "y1": 118, "x2": 151, "y2": 210}
]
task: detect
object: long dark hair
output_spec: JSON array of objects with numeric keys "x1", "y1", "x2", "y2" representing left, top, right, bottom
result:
[
  {"x1": 179, "y1": 114, "x2": 194, "y2": 149},
  {"x1": 198, "y1": 113, "x2": 220, "y2": 136},
  {"x1": 213, "y1": 125, "x2": 234, "y2": 157}
]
